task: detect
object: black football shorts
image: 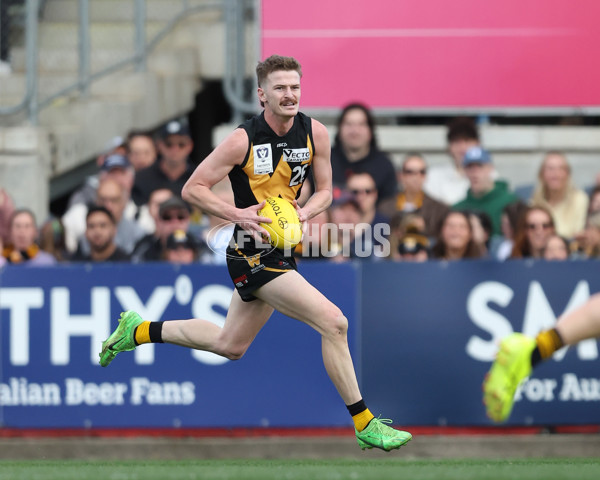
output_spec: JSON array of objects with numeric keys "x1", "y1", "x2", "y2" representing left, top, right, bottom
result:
[{"x1": 226, "y1": 243, "x2": 298, "y2": 302}]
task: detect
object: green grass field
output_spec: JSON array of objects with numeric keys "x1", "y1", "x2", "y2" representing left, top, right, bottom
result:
[{"x1": 1, "y1": 458, "x2": 599, "y2": 480}]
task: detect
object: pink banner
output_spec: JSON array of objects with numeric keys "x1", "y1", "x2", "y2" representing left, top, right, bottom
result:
[{"x1": 261, "y1": 0, "x2": 600, "y2": 109}]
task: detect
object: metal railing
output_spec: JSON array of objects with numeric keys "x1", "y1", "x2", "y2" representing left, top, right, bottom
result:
[{"x1": 0, "y1": 0, "x2": 258, "y2": 125}]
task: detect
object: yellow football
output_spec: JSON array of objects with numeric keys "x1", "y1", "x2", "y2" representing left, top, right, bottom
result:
[{"x1": 257, "y1": 197, "x2": 303, "y2": 250}]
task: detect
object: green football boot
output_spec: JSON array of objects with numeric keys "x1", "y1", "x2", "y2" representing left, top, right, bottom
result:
[
  {"x1": 483, "y1": 333, "x2": 536, "y2": 423},
  {"x1": 355, "y1": 417, "x2": 412, "y2": 451},
  {"x1": 99, "y1": 311, "x2": 144, "y2": 367}
]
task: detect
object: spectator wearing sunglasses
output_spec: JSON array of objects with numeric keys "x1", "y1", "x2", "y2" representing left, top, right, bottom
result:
[
  {"x1": 131, "y1": 119, "x2": 196, "y2": 206},
  {"x1": 396, "y1": 153, "x2": 449, "y2": 238},
  {"x1": 510, "y1": 206, "x2": 556, "y2": 259},
  {"x1": 344, "y1": 172, "x2": 390, "y2": 260},
  {"x1": 131, "y1": 196, "x2": 192, "y2": 262}
]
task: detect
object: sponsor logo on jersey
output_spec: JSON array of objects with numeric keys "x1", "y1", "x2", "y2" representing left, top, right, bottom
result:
[{"x1": 283, "y1": 148, "x2": 310, "y2": 163}]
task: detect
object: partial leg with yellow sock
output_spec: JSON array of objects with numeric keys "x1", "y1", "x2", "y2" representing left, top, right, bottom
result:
[
  {"x1": 348, "y1": 399, "x2": 412, "y2": 451},
  {"x1": 482, "y1": 329, "x2": 565, "y2": 423},
  {"x1": 484, "y1": 293, "x2": 600, "y2": 423}
]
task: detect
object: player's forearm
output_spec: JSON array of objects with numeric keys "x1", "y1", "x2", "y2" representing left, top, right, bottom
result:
[
  {"x1": 300, "y1": 188, "x2": 332, "y2": 221},
  {"x1": 182, "y1": 183, "x2": 238, "y2": 223}
]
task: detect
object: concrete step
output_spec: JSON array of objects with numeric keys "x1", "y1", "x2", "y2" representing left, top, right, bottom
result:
[
  {"x1": 43, "y1": 0, "x2": 223, "y2": 23},
  {"x1": 10, "y1": 43, "x2": 200, "y2": 76},
  {"x1": 36, "y1": 21, "x2": 167, "y2": 48}
]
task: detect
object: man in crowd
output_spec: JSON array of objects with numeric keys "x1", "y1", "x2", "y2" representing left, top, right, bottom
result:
[
  {"x1": 131, "y1": 119, "x2": 195, "y2": 206},
  {"x1": 424, "y1": 117, "x2": 481, "y2": 205},
  {"x1": 70, "y1": 206, "x2": 130, "y2": 262},
  {"x1": 396, "y1": 153, "x2": 449, "y2": 238},
  {"x1": 131, "y1": 196, "x2": 192, "y2": 262},
  {"x1": 163, "y1": 229, "x2": 199, "y2": 264},
  {"x1": 330, "y1": 103, "x2": 397, "y2": 216},
  {"x1": 345, "y1": 172, "x2": 390, "y2": 260},
  {"x1": 453, "y1": 147, "x2": 519, "y2": 238},
  {"x1": 63, "y1": 178, "x2": 146, "y2": 255}
]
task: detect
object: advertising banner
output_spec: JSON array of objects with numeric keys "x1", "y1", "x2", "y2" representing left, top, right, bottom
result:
[
  {"x1": 0, "y1": 263, "x2": 359, "y2": 428},
  {"x1": 2, "y1": 260, "x2": 599, "y2": 428},
  {"x1": 361, "y1": 260, "x2": 600, "y2": 426},
  {"x1": 262, "y1": 0, "x2": 600, "y2": 109}
]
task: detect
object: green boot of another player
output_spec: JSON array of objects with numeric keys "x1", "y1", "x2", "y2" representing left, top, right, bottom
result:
[
  {"x1": 99, "y1": 311, "x2": 144, "y2": 367},
  {"x1": 483, "y1": 332, "x2": 536, "y2": 423},
  {"x1": 355, "y1": 417, "x2": 412, "y2": 451}
]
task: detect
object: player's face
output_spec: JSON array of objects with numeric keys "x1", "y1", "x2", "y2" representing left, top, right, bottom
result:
[
  {"x1": 259, "y1": 70, "x2": 301, "y2": 118},
  {"x1": 86, "y1": 212, "x2": 116, "y2": 252}
]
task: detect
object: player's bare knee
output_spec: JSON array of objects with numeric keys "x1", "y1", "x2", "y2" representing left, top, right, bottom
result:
[
  {"x1": 214, "y1": 340, "x2": 247, "y2": 361},
  {"x1": 322, "y1": 307, "x2": 348, "y2": 339}
]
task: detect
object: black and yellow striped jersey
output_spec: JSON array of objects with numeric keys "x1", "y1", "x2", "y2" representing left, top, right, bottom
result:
[{"x1": 229, "y1": 111, "x2": 315, "y2": 209}]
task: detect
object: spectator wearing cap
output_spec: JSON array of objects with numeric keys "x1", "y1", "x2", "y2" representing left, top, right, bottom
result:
[
  {"x1": 62, "y1": 153, "x2": 138, "y2": 249},
  {"x1": 135, "y1": 187, "x2": 174, "y2": 235},
  {"x1": 394, "y1": 231, "x2": 430, "y2": 262},
  {"x1": 396, "y1": 153, "x2": 449, "y2": 238},
  {"x1": 163, "y1": 229, "x2": 198, "y2": 264},
  {"x1": 453, "y1": 147, "x2": 519, "y2": 237},
  {"x1": 66, "y1": 140, "x2": 131, "y2": 210},
  {"x1": 70, "y1": 206, "x2": 130, "y2": 262},
  {"x1": 424, "y1": 117, "x2": 481, "y2": 206},
  {"x1": 131, "y1": 196, "x2": 192, "y2": 262},
  {"x1": 63, "y1": 177, "x2": 146, "y2": 255},
  {"x1": 131, "y1": 119, "x2": 195, "y2": 206}
]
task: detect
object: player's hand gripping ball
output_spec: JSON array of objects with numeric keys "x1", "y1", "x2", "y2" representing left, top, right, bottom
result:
[{"x1": 257, "y1": 197, "x2": 303, "y2": 250}]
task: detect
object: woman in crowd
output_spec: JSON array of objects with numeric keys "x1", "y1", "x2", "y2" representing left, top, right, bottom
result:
[
  {"x1": 530, "y1": 152, "x2": 588, "y2": 239},
  {"x1": 510, "y1": 206, "x2": 556, "y2": 259},
  {"x1": 430, "y1": 210, "x2": 482, "y2": 260},
  {"x1": 542, "y1": 234, "x2": 570, "y2": 261},
  {"x1": 570, "y1": 212, "x2": 600, "y2": 259}
]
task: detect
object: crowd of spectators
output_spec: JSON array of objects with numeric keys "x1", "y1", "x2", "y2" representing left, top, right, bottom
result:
[{"x1": 2, "y1": 108, "x2": 600, "y2": 267}]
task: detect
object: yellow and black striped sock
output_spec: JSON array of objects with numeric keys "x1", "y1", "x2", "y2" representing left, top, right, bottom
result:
[
  {"x1": 531, "y1": 328, "x2": 564, "y2": 367},
  {"x1": 346, "y1": 399, "x2": 375, "y2": 432},
  {"x1": 134, "y1": 321, "x2": 164, "y2": 345}
]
